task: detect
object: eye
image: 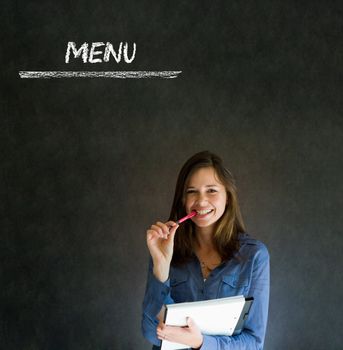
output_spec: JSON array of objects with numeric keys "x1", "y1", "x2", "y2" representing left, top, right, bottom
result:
[
  {"x1": 208, "y1": 188, "x2": 217, "y2": 193},
  {"x1": 186, "y1": 189, "x2": 196, "y2": 194}
]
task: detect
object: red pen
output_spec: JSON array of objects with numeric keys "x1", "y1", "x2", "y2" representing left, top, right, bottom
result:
[{"x1": 176, "y1": 210, "x2": 197, "y2": 224}]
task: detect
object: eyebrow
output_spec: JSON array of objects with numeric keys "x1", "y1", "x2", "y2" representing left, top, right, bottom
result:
[{"x1": 186, "y1": 184, "x2": 219, "y2": 188}]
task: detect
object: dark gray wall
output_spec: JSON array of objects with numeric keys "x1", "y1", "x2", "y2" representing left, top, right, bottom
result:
[{"x1": 2, "y1": 1, "x2": 343, "y2": 349}]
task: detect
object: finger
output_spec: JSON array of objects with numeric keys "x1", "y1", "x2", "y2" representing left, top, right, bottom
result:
[
  {"x1": 157, "y1": 333, "x2": 168, "y2": 341},
  {"x1": 154, "y1": 223, "x2": 170, "y2": 239},
  {"x1": 187, "y1": 317, "x2": 199, "y2": 328},
  {"x1": 165, "y1": 221, "x2": 177, "y2": 229},
  {"x1": 159, "y1": 326, "x2": 185, "y2": 340},
  {"x1": 164, "y1": 220, "x2": 179, "y2": 235},
  {"x1": 146, "y1": 230, "x2": 161, "y2": 242},
  {"x1": 167, "y1": 224, "x2": 179, "y2": 241},
  {"x1": 158, "y1": 321, "x2": 166, "y2": 330},
  {"x1": 168, "y1": 223, "x2": 179, "y2": 236},
  {"x1": 156, "y1": 222, "x2": 170, "y2": 238},
  {"x1": 156, "y1": 326, "x2": 166, "y2": 340},
  {"x1": 150, "y1": 225, "x2": 164, "y2": 238}
]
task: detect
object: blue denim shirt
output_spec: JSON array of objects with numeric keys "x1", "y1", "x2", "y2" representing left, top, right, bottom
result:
[{"x1": 141, "y1": 233, "x2": 270, "y2": 349}]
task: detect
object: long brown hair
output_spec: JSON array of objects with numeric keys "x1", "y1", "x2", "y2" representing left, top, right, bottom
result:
[{"x1": 169, "y1": 151, "x2": 246, "y2": 265}]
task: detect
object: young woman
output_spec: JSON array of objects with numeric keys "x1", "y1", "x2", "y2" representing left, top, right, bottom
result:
[{"x1": 142, "y1": 151, "x2": 269, "y2": 349}]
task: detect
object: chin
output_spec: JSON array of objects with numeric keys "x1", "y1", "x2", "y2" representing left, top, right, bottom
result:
[{"x1": 194, "y1": 220, "x2": 216, "y2": 228}]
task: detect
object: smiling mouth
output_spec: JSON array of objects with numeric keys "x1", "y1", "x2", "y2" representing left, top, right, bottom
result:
[{"x1": 195, "y1": 209, "x2": 214, "y2": 215}]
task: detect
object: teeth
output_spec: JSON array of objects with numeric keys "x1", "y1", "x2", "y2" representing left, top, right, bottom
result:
[{"x1": 196, "y1": 209, "x2": 212, "y2": 215}]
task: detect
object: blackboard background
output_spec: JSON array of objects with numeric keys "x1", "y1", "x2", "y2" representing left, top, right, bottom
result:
[{"x1": 2, "y1": 1, "x2": 343, "y2": 349}]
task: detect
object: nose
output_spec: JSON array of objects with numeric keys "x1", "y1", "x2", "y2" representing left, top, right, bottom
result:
[{"x1": 195, "y1": 192, "x2": 209, "y2": 206}]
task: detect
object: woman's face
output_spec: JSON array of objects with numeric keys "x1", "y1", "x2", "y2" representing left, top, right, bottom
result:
[{"x1": 184, "y1": 167, "x2": 227, "y2": 230}]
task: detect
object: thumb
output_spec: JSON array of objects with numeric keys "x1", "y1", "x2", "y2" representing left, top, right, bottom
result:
[
  {"x1": 168, "y1": 224, "x2": 179, "y2": 239},
  {"x1": 187, "y1": 317, "x2": 194, "y2": 328}
]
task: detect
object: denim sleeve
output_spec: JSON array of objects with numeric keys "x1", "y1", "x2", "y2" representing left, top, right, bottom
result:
[
  {"x1": 141, "y1": 258, "x2": 175, "y2": 346},
  {"x1": 200, "y1": 243, "x2": 270, "y2": 350}
]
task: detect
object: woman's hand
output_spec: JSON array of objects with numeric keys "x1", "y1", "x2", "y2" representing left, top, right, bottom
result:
[
  {"x1": 157, "y1": 318, "x2": 203, "y2": 349},
  {"x1": 146, "y1": 221, "x2": 179, "y2": 282}
]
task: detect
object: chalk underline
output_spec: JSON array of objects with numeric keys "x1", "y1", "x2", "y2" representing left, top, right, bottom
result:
[{"x1": 19, "y1": 71, "x2": 182, "y2": 79}]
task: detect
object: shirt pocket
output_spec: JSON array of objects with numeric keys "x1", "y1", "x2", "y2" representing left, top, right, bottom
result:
[
  {"x1": 217, "y1": 274, "x2": 249, "y2": 298},
  {"x1": 170, "y1": 275, "x2": 190, "y2": 303}
]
